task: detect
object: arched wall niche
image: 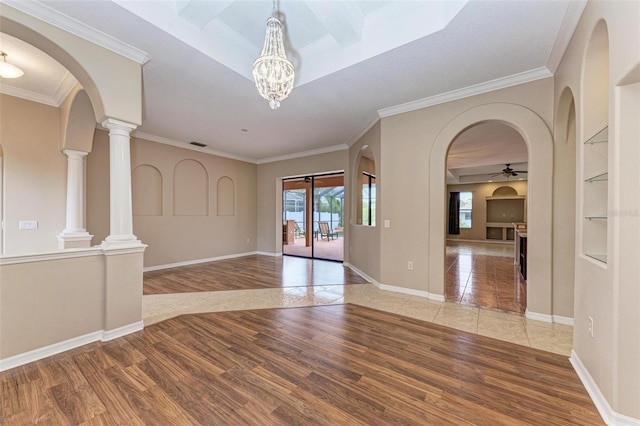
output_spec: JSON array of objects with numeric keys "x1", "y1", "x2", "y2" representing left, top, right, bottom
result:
[
  {"x1": 60, "y1": 86, "x2": 96, "y2": 152},
  {"x1": 133, "y1": 165, "x2": 163, "y2": 216},
  {"x1": 173, "y1": 159, "x2": 209, "y2": 216},
  {"x1": 582, "y1": 20, "x2": 610, "y2": 137},
  {"x1": 492, "y1": 186, "x2": 518, "y2": 196},
  {"x1": 217, "y1": 176, "x2": 235, "y2": 216},
  {"x1": 429, "y1": 103, "x2": 553, "y2": 317},
  {"x1": 556, "y1": 87, "x2": 577, "y2": 146},
  {"x1": 354, "y1": 145, "x2": 376, "y2": 226}
]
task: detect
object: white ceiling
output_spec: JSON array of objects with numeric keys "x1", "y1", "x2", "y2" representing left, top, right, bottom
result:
[{"x1": 0, "y1": 0, "x2": 582, "y2": 164}]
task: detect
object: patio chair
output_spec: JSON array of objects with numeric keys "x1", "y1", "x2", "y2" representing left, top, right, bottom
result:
[
  {"x1": 317, "y1": 221, "x2": 337, "y2": 241},
  {"x1": 293, "y1": 221, "x2": 304, "y2": 238}
]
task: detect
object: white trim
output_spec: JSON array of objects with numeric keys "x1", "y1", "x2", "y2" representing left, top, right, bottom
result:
[
  {"x1": 378, "y1": 67, "x2": 552, "y2": 118},
  {"x1": 346, "y1": 115, "x2": 380, "y2": 147},
  {"x1": 345, "y1": 263, "x2": 445, "y2": 301},
  {"x1": 0, "y1": 84, "x2": 59, "y2": 106},
  {"x1": 257, "y1": 251, "x2": 282, "y2": 257},
  {"x1": 256, "y1": 144, "x2": 349, "y2": 165},
  {"x1": 570, "y1": 351, "x2": 640, "y2": 425},
  {"x1": 379, "y1": 283, "x2": 446, "y2": 302},
  {"x1": 546, "y1": 1, "x2": 588, "y2": 73},
  {"x1": 553, "y1": 315, "x2": 574, "y2": 326},
  {"x1": 0, "y1": 321, "x2": 144, "y2": 372},
  {"x1": 143, "y1": 251, "x2": 258, "y2": 272},
  {"x1": 344, "y1": 263, "x2": 378, "y2": 286},
  {"x1": 0, "y1": 331, "x2": 102, "y2": 372},
  {"x1": 4, "y1": 0, "x2": 150, "y2": 64},
  {"x1": 525, "y1": 309, "x2": 553, "y2": 323},
  {"x1": 102, "y1": 321, "x2": 144, "y2": 341},
  {"x1": 52, "y1": 71, "x2": 79, "y2": 106},
  {"x1": 130, "y1": 131, "x2": 256, "y2": 164},
  {"x1": 0, "y1": 247, "x2": 103, "y2": 265}
]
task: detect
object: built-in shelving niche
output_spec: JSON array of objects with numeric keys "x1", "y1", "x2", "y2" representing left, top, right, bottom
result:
[{"x1": 583, "y1": 126, "x2": 608, "y2": 263}]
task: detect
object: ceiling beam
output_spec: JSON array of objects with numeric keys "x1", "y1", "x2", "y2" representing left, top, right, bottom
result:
[
  {"x1": 175, "y1": 0, "x2": 233, "y2": 29},
  {"x1": 305, "y1": 2, "x2": 364, "y2": 48}
]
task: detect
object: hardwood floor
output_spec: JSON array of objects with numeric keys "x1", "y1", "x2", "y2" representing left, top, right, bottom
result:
[
  {"x1": 144, "y1": 255, "x2": 368, "y2": 295},
  {"x1": 446, "y1": 242, "x2": 527, "y2": 314},
  {"x1": 0, "y1": 305, "x2": 602, "y2": 425}
]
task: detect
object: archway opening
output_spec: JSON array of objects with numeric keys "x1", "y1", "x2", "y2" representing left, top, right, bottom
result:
[{"x1": 445, "y1": 121, "x2": 528, "y2": 314}]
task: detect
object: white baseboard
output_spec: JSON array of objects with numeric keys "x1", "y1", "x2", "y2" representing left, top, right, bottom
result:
[
  {"x1": 553, "y1": 315, "x2": 574, "y2": 326},
  {"x1": 526, "y1": 310, "x2": 574, "y2": 325},
  {"x1": 102, "y1": 321, "x2": 144, "y2": 341},
  {"x1": 257, "y1": 251, "x2": 282, "y2": 257},
  {"x1": 446, "y1": 238, "x2": 514, "y2": 245},
  {"x1": 143, "y1": 251, "x2": 258, "y2": 272},
  {"x1": 344, "y1": 263, "x2": 445, "y2": 302},
  {"x1": 0, "y1": 321, "x2": 144, "y2": 372},
  {"x1": 570, "y1": 350, "x2": 640, "y2": 425},
  {"x1": 525, "y1": 309, "x2": 553, "y2": 323}
]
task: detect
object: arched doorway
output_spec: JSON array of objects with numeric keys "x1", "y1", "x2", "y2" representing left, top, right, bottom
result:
[
  {"x1": 445, "y1": 122, "x2": 529, "y2": 314},
  {"x1": 429, "y1": 103, "x2": 554, "y2": 320}
]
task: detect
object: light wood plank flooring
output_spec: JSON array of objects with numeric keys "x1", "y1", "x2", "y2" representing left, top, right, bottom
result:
[
  {"x1": 0, "y1": 305, "x2": 602, "y2": 425},
  {"x1": 144, "y1": 255, "x2": 368, "y2": 295}
]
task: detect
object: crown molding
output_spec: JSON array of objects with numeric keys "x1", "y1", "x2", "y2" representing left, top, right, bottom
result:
[
  {"x1": 546, "y1": 1, "x2": 587, "y2": 73},
  {"x1": 3, "y1": 0, "x2": 150, "y2": 65},
  {"x1": 378, "y1": 67, "x2": 553, "y2": 118},
  {"x1": 129, "y1": 130, "x2": 256, "y2": 164},
  {"x1": 256, "y1": 144, "x2": 349, "y2": 165},
  {"x1": 0, "y1": 84, "x2": 58, "y2": 106},
  {"x1": 347, "y1": 115, "x2": 380, "y2": 148},
  {"x1": 52, "y1": 71, "x2": 78, "y2": 106}
]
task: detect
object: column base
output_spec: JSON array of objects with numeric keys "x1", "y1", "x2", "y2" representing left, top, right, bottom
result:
[
  {"x1": 57, "y1": 232, "x2": 93, "y2": 249},
  {"x1": 101, "y1": 234, "x2": 144, "y2": 249}
]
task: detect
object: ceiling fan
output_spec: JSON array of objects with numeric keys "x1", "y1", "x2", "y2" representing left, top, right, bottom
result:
[{"x1": 489, "y1": 164, "x2": 528, "y2": 177}]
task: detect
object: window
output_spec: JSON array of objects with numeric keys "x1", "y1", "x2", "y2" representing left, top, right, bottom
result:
[
  {"x1": 362, "y1": 172, "x2": 376, "y2": 226},
  {"x1": 459, "y1": 192, "x2": 472, "y2": 228}
]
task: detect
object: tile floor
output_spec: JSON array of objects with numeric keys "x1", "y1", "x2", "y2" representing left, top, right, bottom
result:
[
  {"x1": 143, "y1": 283, "x2": 573, "y2": 357},
  {"x1": 446, "y1": 240, "x2": 527, "y2": 313}
]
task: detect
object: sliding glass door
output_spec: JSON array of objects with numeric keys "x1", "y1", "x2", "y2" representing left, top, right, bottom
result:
[{"x1": 282, "y1": 172, "x2": 344, "y2": 261}]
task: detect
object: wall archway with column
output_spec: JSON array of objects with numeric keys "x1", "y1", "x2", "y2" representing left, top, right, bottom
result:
[
  {"x1": 0, "y1": 5, "x2": 143, "y2": 125},
  {"x1": 429, "y1": 103, "x2": 554, "y2": 319}
]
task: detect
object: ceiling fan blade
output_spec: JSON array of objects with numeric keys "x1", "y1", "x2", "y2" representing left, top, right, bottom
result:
[{"x1": 512, "y1": 170, "x2": 528, "y2": 173}]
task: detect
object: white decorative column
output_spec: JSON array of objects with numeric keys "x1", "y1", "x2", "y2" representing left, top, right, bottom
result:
[
  {"x1": 101, "y1": 118, "x2": 141, "y2": 247},
  {"x1": 58, "y1": 149, "x2": 93, "y2": 249}
]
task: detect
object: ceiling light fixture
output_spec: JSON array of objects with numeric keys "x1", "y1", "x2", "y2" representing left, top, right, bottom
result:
[
  {"x1": 0, "y1": 52, "x2": 24, "y2": 79},
  {"x1": 252, "y1": 1, "x2": 295, "y2": 110}
]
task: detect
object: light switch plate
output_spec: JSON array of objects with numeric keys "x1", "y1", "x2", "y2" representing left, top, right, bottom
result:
[{"x1": 19, "y1": 220, "x2": 38, "y2": 230}]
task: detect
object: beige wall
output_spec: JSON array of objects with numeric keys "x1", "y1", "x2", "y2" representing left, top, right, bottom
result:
[
  {"x1": 554, "y1": 0, "x2": 640, "y2": 419},
  {"x1": 87, "y1": 130, "x2": 258, "y2": 267},
  {"x1": 257, "y1": 150, "x2": 349, "y2": 256},
  {"x1": 349, "y1": 123, "x2": 381, "y2": 282},
  {"x1": 0, "y1": 254, "x2": 105, "y2": 359},
  {"x1": 1, "y1": 3, "x2": 143, "y2": 125},
  {"x1": 0, "y1": 94, "x2": 66, "y2": 255},
  {"x1": 447, "y1": 182, "x2": 528, "y2": 241},
  {"x1": 376, "y1": 79, "x2": 554, "y2": 303}
]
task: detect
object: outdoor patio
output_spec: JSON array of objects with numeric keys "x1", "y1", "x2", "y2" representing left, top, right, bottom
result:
[{"x1": 283, "y1": 235, "x2": 344, "y2": 261}]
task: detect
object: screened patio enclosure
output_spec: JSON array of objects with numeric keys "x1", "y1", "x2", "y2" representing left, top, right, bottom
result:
[{"x1": 282, "y1": 173, "x2": 344, "y2": 261}]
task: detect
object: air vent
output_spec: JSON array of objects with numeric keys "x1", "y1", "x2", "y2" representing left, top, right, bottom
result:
[{"x1": 190, "y1": 141, "x2": 207, "y2": 147}]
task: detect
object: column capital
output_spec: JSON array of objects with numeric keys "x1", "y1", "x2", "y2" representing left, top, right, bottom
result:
[
  {"x1": 101, "y1": 118, "x2": 137, "y2": 134},
  {"x1": 62, "y1": 149, "x2": 89, "y2": 159}
]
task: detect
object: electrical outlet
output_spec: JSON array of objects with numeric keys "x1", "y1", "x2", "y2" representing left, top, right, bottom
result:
[
  {"x1": 588, "y1": 316, "x2": 594, "y2": 338},
  {"x1": 384, "y1": 220, "x2": 390, "y2": 228},
  {"x1": 407, "y1": 261, "x2": 413, "y2": 270},
  {"x1": 19, "y1": 220, "x2": 38, "y2": 230}
]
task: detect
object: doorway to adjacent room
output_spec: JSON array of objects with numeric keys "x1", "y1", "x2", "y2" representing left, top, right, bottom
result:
[{"x1": 282, "y1": 172, "x2": 344, "y2": 262}]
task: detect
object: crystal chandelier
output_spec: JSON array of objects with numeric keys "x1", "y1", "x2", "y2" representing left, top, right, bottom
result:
[{"x1": 252, "y1": 3, "x2": 295, "y2": 110}]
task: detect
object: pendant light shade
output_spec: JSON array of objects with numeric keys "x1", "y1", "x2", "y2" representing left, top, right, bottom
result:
[
  {"x1": 0, "y1": 52, "x2": 24, "y2": 79},
  {"x1": 252, "y1": 15, "x2": 295, "y2": 110}
]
